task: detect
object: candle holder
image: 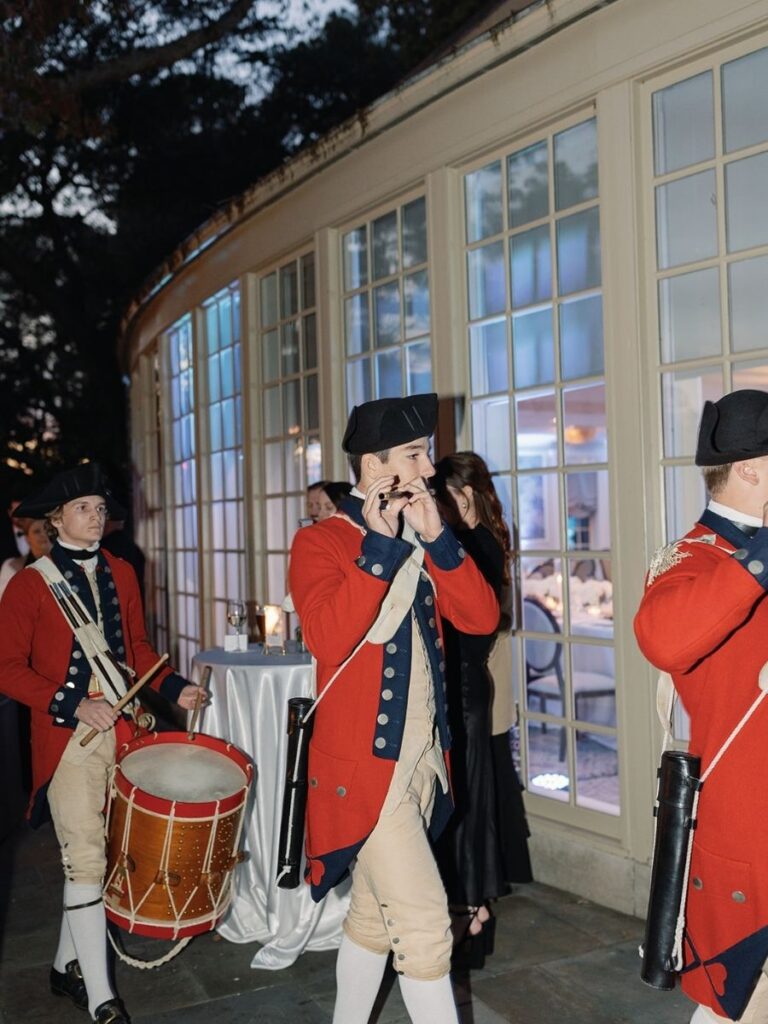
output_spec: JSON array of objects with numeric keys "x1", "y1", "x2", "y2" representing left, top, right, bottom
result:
[
  {"x1": 264, "y1": 603, "x2": 286, "y2": 654},
  {"x1": 249, "y1": 601, "x2": 266, "y2": 644}
]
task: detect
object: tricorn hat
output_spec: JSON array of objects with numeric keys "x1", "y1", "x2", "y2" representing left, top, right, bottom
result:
[
  {"x1": 14, "y1": 463, "x2": 127, "y2": 520},
  {"x1": 342, "y1": 394, "x2": 438, "y2": 454},
  {"x1": 695, "y1": 390, "x2": 768, "y2": 466}
]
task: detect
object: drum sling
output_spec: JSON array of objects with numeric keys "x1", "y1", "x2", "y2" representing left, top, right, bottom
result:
[{"x1": 30, "y1": 556, "x2": 132, "y2": 708}]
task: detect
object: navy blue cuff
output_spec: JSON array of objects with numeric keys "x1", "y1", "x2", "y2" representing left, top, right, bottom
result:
[
  {"x1": 355, "y1": 531, "x2": 412, "y2": 582},
  {"x1": 159, "y1": 671, "x2": 188, "y2": 704},
  {"x1": 420, "y1": 526, "x2": 467, "y2": 571},
  {"x1": 49, "y1": 684, "x2": 83, "y2": 726},
  {"x1": 732, "y1": 528, "x2": 768, "y2": 591}
]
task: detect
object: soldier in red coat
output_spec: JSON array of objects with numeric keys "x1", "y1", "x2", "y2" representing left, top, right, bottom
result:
[
  {"x1": 635, "y1": 390, "x2": 768, "y2": 1024},
  {"x1": 0, "y1": 464, "x2": 207, "y2": 1024},
  {"x1": 289, "y1": 394, "x2": 499, "y2": 1024}
]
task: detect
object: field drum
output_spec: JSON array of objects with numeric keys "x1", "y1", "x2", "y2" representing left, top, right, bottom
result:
[{"x1": 104, "y1": 731, "x2": 252, "y2": 940}]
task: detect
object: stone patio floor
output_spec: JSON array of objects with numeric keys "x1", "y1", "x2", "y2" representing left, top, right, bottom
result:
[{"x1": 0, "y1": 821, "x2": 694, "y2": 1024}]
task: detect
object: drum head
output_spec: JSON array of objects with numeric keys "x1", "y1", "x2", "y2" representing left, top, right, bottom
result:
[{"x1": 120, "y1": 743, "x2": 246, "y2": 802}]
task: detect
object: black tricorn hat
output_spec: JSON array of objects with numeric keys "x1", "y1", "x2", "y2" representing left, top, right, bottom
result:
[
  {"x1": 695, "y1": 390, "x2": 768, "y2": 466},
  {"x1": 342, "y1": 393, "x2": 438, "y2": 454},
  {"x1": 14, "y1": 463, "x2": 127, "y2": 520}
]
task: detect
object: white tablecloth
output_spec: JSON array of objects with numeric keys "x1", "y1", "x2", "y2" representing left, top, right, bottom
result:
[{"x1": 191, "y1": 646, "x2": 350, "y2": 969}]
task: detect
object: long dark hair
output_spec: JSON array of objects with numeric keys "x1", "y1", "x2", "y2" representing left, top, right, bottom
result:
[
  {"x1": 323, "y1": 481, "x2": 352, "y2": 509},
  {"x1": 434, "y1": 451, "x2": 513, "y2": 584}
]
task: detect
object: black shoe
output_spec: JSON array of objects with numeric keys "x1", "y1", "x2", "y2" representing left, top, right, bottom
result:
[
  {"x1": 50, "y1": 959, "x2": 88, "y2": 1011},
  {"x1": 93, "y1": 999, "x2": 130, "y2": 1024}
]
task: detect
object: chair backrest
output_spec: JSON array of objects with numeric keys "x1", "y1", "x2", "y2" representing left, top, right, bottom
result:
[{"x1": 523, "y1": 597, "x2": 561, "y2": 674}]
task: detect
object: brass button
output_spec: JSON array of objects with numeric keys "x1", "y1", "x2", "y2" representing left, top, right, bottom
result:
[
  {"x1": 382, "y1": 689, "x2": 393, "y2": 700},
  {"x1": 424, "y1": 595, "x2": 433, "y2": 606},
  {"x1": 375, "y1": 737, "x2": 386, "y2": 749},
  {"x1": 336, "y1": 786, "x2": 347, "y2": 797},
  {"x1": 692, "y1": 876, "x2": 703, "y2": 890},
  {"x1": 732, "y1": 890, "x2": 747, "y2": 903},
  {"x1": 377, "y1": 713, "x2": 389, "y2": 725},
  {"x1": 384, "y1": 667, "x2": 395, "y2": 679},
  {"x1": 309, "y1": 777, "x2": 318, "y2": 787},
  {"x1": 372, "y1": 564, "x2": 383, "y2": 576},
  {"x1": 748, "y1": 560, "x2": 764, "y2": 575},
  {"x1": 386, "y1": 642, "x2": 397, "y2": 654},
  {"x1": 392, "y1": 937, "x2": 400, "y2": 944},
  {"x1": 397, "y1": 953, "x2": 405, "y2": 960}
]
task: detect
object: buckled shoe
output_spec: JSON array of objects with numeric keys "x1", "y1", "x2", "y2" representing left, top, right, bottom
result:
[
  {"x1": 50, "y1": 959, "x2": 88, "y2": 1011},
  {"x1": 93, "y1": 999, "x2": 130, "y2": 1024}
]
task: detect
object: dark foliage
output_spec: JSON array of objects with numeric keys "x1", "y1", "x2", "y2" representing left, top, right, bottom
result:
[{"x1": 0, "y1": 0, "x2": 494, "y2": 494}]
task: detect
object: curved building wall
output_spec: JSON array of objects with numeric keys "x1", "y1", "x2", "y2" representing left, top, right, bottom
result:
[{"x1": 122, "y1": 0, "x2": 768, "y2": 909}]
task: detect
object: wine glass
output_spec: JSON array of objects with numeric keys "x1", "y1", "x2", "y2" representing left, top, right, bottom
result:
[{"x1": 226, "y1": 598, "x2": 247, "y2": 636}]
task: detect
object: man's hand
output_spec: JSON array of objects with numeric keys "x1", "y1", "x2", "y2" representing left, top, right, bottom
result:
[
  {"x1": 402, "y1": 477, "x2": 443, "y2": 542},
  {"x1": 362, "y1": 475, "x2": 410, "y2": 537},
  {"x1": 75, "y1": 697, "x2": 118, "y2": 732},
  {"x1": 177, "y1": 684, "x2": 210, "y2": 711}
]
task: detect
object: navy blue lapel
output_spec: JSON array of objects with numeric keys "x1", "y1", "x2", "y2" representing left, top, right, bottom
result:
[{"x1": 49, "y1": 544, "x2": 125, "y2": 658}]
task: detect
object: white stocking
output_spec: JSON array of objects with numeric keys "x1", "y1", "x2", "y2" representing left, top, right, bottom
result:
[
  {"x1": 332, "y1": 934, "x2": 388, "y2": 1024},
  {"x1": 398, "y1": 973, "x2": 460, "y2": 1024},
  {"x1": 53, "y1": 911, "x2": 77, "y2": 972},
  {"x1": 63, "y1": 881, "x2": 115, "y2": 1016}
]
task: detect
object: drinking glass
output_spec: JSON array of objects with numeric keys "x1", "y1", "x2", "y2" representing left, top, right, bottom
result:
[{"x1": 226, "y1": 598, "x2": 247, "y2": 636}]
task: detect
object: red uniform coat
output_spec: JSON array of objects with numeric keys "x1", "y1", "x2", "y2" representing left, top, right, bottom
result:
[
  {"x1": 0, "y1": 547, "x2": 186, "y2": 823},
  {"x1": 635, "y1": 508, "x2": 768, "y2": 1018},
  {"x1": 289, "y1": 504, "x2": 499, "y2": 901}
]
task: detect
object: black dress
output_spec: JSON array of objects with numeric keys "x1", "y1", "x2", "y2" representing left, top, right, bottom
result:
[{"x1": 435, "y1": 524, "x2": 531, "y2": 906}]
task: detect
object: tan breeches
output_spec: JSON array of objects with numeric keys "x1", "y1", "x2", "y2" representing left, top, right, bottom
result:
[
  {"x1": 343, "y1": 755, "x2": 453, "y2": 981},
  {"x1": 47, "y1": 723, "x2": 116, "y2": 885}
]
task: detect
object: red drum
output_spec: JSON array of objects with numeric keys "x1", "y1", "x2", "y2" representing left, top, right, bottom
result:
[{"x1": 104, "y1": 731, "x2": 252, "y2": 939}]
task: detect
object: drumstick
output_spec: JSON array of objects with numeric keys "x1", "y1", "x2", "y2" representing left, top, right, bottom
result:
[
  {"x1": 79, "y1": 653, "x2": 169, "y2": 747},
  {"x1": 187, "y1": 666, "x2": 211, "y2": 740}
]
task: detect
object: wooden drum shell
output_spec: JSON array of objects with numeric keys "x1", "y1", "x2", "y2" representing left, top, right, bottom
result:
[{"x1": 104, "y1": 732, "x2": 252, "y2": 940}]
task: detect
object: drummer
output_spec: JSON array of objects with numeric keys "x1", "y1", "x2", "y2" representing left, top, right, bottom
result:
[{"x1": 0, "y1": 464, "x2": 207, "y2": 1024}]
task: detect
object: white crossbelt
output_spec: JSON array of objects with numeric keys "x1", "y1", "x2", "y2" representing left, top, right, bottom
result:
[
  {"x1": 305, "y1": 518, "x2": 436, "y2": 719},
  {"x1": 30, "y1": 555, "x2": 132, "y2": 705}
]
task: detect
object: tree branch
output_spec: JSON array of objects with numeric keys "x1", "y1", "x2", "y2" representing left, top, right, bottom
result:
[{"x1": 51, "y1": 0, "x2": 257, "y2": 96}]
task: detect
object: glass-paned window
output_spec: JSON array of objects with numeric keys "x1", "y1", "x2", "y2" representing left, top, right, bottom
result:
[
  {"x1": 651, "y1": 45, "x2": 768, "y2": 739},
  {"x1": 464, "y1": 115, "x2": 617, "y2": 819},
  {"x1": 653, "y1": 51, "x2": 768, "y2": 518},
  {"x1": 167, "y1": 315, "x2": 199, "y2": 674},
  {"x1": 133, "y1": 348, "x2": 169, "y2": 657},
  {"x1": 343, "y1": 197, "x2": 431, "y2": 408},
  {"x1": 260, "y1": 253, "x2": 321, "y2": 604},
  {"x1": 203, "y1": 283, "x2": 246, "y2": 643}
]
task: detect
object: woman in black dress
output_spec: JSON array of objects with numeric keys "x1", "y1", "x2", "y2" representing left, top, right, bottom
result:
[{"x1": 433, "y1": 452, "x2": 531, "y2": 962}]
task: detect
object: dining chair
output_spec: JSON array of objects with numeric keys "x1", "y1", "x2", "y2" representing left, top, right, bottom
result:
[{"x1": 523, "y1": 597, "x2": 615, "y2": 762}]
